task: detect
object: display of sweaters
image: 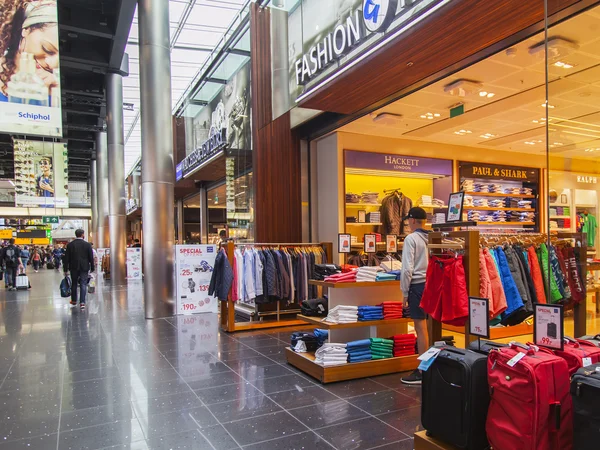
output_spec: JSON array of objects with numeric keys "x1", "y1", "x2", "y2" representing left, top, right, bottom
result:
[
  {"x1": 379, "y1": 191, "x2": 413, "y2": 236},
  {"x1": 208, "y1": 245, "x2": 327, "y2": 304}
]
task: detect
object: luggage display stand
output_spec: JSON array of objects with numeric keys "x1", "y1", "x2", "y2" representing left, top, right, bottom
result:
[
  {"x1": 219, "y1": 241, "x2": 333, "y2": 333},
  {"x1": 287, "y1": 280, "x2": 420, "y2": 383}
]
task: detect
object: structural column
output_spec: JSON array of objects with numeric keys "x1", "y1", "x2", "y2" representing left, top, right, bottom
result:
[
  {"x1": 139, "y1": 0, "x2": 175, "y2": 318},
  {"x1": 106, "y1": 59, "x2": 128, "y2": 285},
  {"x1": 90, "y1": 158, "x2": 98, "y2": 244},
  {"x1": 95, "y1": 131, "x2": 110, "y2": 249}
]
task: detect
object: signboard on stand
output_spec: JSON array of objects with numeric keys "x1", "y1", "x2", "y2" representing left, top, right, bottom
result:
[
  {"x1": 126, "y1": 248, "x2": 142, "y2": 280},
  {"x1": 534, "y1": 303, "x2": 564, "y2": 350},
  {"x1": 175, "y1": 245, "x2": 218, "y2": 315},
  {"x1": 469, "y1": 297, "x2": 490, "y2": 339}
]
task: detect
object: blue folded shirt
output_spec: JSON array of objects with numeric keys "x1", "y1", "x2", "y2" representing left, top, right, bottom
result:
[
  {"x1": 348, "y1": 355, "x2": 372, "y2": 363},
  {"x1": 358, "y1": 306, "x2": 383, "y2": 312},
  {"x1": 347, "y1": 339, "x2": 371, "y2": 349},
  {"x1": 347, "y1": 349, "x2": 371, "y2": 357},
  {"x1": 347, "y1": 346, "x2": 370, "y2": 353}
]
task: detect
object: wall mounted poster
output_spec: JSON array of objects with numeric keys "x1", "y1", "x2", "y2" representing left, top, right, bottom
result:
[
  {"x1": 338, "y1": 233, "x2": 351, "y2": 253},
  {"x1": 0, "y1": 0, "x2": 62, "y2": 137},
  {"x1": 126, "y1": 248, "x2": 142, "y2": 280},
  {"x1": 447, "y1": 192, "x2": 465, "y2": 222},
  {"x1": 175, "y1": 245, "x2": 218, "y2": 315},
  {"x1": 14, "y1": 139, "x2": 68, "y2": 207}
]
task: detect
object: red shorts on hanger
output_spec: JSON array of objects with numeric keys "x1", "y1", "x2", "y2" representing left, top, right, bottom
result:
[{"x1": 420, "y1": 255, "x2": 469, "y2": 326}]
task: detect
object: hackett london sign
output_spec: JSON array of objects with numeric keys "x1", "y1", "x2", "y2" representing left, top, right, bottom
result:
[
  {"x1": 345, "y1": 150, "x2": 452, "y2": 175},
  {"x1": 180, "y1": 129, "x2": 227, "y2": 179},
  {"x1": 460, "y1": 162, "x2": 539, "y2": 183}
]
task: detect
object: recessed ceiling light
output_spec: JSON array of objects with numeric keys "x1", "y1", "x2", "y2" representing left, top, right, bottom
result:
[
  {"x1": 524, "y1": 140, "x2": 543, "y2": 145},
  {"x1": 444, "y1": 79, "x2": 483, "y2": 97},
  {"x1": 541, "y1": 102, "x2": 555, "y2": 109},
  {"x1": 420, "y1": 112, "x2": 441, "y2": 120},
  {"x1": 479, "y1": 91, "x2": 496, "y2": 98},
  {"x1": 480, "y1": 133, "x2": 497, "y2": 139},
  {"x1": 454, "y1": 129, "x2": 473, "y2": 136},
  {"x1": 553, "y1": 61, "x2": 575, "y2": 69}
]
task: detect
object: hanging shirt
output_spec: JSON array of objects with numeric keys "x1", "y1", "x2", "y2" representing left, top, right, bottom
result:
[
  {"x1": 234, "y1": 249, "x2": 244, "y2": 301},
  {"x1": 253, "y1": 249, "x2": 264, "y2": 297},
  {"x1": 536, "y1": 244, "x2": 562, "y2": 303},
  {"x1": 243, "y1": 249, "x2": 256, "y2": 302},
  {"x1": 581, "y1": 214, "x2": 597, "y2": 247}
]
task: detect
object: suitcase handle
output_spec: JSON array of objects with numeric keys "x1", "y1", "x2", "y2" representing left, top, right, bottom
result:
[
  {"x1": 564, "y1": 336, "x2": 580, "y2": 347},
  {"x1": 510, "y1": 342, "x2": 536, "y2": 355}
]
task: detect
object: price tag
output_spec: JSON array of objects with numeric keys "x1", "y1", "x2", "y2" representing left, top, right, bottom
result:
[
  {"x1": 507, "y1": 352, "x2": 526, "y2": 367},
  {"x1": 386, "y1": 235, "x2": 397, "y2": 253},
  {"x1": 418, "y1": 347, "x2": 441, "y2": 362},
  {"x1": 469, "y1": 297, "x2": 490, "y2": 339},
  {"x1": 533, "y1": 304, "x2": 564, "y2": 351},
  {"x1": 583, "y1": 357, "x2": 593, "y2": 367}
]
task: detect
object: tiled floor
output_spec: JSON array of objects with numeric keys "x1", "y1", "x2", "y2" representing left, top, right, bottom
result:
[{"x1": 0, "y1": 270, "x2": 422, "y2": 449}]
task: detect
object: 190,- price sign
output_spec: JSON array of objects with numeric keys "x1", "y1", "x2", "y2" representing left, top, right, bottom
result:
[{"x1": 534, "y1": 303, "x2": 564, "y2": 351}]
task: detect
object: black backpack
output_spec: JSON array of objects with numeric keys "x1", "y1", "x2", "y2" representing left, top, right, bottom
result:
[{"x1": 4, "y1": 247, "x2": 18, "y2": 266}]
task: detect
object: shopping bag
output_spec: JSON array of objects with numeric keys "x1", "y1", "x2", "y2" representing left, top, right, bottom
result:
[
  {"x1": 16, "y1": 274, "x2": 28, "y2": 290},
  {"x1": 88, "y1": 274, "x2": 96, "y2": 294},
  {"x1": 60, "y1": 276, "x2": 72, "y2": 298}
]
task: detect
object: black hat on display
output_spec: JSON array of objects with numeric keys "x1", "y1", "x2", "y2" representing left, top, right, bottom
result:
[{"x1": 403, "y1": 207, "x2": 427, "y2": 221}]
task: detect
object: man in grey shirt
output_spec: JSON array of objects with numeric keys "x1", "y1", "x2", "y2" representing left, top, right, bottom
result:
[{"x1": 400, "y1": 207, "x2": 430, "y2": 385}]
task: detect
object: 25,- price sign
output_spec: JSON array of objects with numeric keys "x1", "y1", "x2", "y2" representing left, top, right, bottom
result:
[
  {"x1": 533, "y1": 303, "x2": 564, "y2": 351},
  {"x1": 469, "y1": 297, "x2": 490, "y2": 339}
]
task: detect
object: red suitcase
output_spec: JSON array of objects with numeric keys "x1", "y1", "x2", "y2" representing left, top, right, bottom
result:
[
  {"x1": 486, "y1": 343, "x2": 573, "y2": 450},
  {"x1": 552, "y1": 338, "x2": 600, "y2": 377}
]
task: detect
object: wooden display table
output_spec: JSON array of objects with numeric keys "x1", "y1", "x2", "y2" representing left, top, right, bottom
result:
[
  {"x1": 287, "y1": 280, "x2": 419, "y2": 383},
  {"x1": 443, "y1": 321, "x2": 533, "y2": 340},
  {"x1": 414, "y1": 431, "x2": 459, "y2": 450}
]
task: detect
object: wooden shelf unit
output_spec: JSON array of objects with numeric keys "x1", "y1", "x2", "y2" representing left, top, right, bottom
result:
[
  {"x1": 345, "y1": 203, "x2": 381, "y2": 207},
  {"x1": 309, "y1": 280, "x2": 400, "y2": 289},
  {"x1": 346, "y1": 222, "x2": 383, "y2": 226},
  {"x1": 476, "y1": 221, "x2": 535, "y2": 226},
  {"x1": 285, "y1": 348, "x2": 419, "y2": 384},
  {"x1": 464, "y1": 206, "x2": 534, "y2": 212},
  {"x1": 464, "y1": 192, "x2": 535, "y2": 198},
  {"x1": 297, "y1": 314, "x2": 411, "y2": 329}
]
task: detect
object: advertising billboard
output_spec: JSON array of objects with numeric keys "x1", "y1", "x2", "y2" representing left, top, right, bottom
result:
[
  {"x1": 0, "y1": 0, "x2": 62, "y2": 137},
  {"x1": 14, "y1": 139, "x2": 68, "y2": 207}
]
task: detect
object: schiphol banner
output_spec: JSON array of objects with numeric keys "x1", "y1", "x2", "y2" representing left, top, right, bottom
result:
[{"x1": 0, "y1": 0, "x2": 63, "y2": 138}]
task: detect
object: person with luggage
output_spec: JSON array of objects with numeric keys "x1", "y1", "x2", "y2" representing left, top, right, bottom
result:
[
  {"x1": 52, "y1": 246, "x2": 63, "y2": 270},
  {"x1": 63, "y1": 229, "x2": 95, "y2": 310},
  {"x1": 1, "y1": 240, "x2": 23, "y2": 291},
  {"x1": 20, "y1": 246, "x2": 29, "y2": 273},
  {"x1": 400, "y1": 207, "x2": 430, "y2": 386}
]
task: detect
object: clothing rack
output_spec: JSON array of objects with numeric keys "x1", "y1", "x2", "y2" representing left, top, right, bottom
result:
[
  {"x1": 427, "y1": 231, "x2": 480, "y2": 345},
  {"x1": 219, "y1": 241, "x2": 333, "y2": 332}
]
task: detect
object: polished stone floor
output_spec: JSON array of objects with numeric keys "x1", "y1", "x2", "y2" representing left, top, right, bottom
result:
[{"x1": 0, "y1": 270, "x2": 421, "y2": 450}]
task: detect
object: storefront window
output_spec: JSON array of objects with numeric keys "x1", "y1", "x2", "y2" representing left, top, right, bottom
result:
[{"x1": 182, "y1": 194, "x2": 202, "y2": 244}]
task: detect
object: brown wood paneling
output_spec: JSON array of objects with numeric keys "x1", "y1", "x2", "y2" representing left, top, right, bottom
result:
[
  {"x1": 251, "y1": 3, "x2": 302, "y2": 242},
  {"x1": 172, "y1": 116, "x2": 187, "y2": 165},
  {"x1": 299, "y1": 0, "x2": 584, "y2": 114},
  {"x1": 251, "y1": 4, "x2": 272, "y2": 131}
]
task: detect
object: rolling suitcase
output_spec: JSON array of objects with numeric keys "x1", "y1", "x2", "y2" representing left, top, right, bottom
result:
[
  {"x1": 486, "y1": 343, "x2": 573, "y2": 450},
  {"x1": 422, "y1": 347, "x2": 489, "y2": 450},
  {"x1": 571, "y1": 363, "x2": 600, "y2": 450},
  {"x1": 552, "y1": 337, "x2": 600, "y2": 377},
  {"x1": 468, "y1": 339, "x2": 508, "y2": 355},
  {"x1": 15, "y1": 274, "x2": 28, "y2": 290}
]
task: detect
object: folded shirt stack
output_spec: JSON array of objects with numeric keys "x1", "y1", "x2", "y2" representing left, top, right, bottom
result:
[
  {"x1": 315, "y1": 343, "x2": 348, "y2": 367},
  {"x1": 356, "y1": 266, "x2": 381, "y2": 282},
  {"x1": 347, "y1": 339, "x2": 372, "y2": 363},
  {"x1": 346, "y1": 193, "x2": 360, "y2": 203},
  {"x1": 463, "y1": 195, "x2": 474, "y2": 207},
  {"x1": 358, "y1": 305, "x2": 384, "y2": 321},
  {"x1": 392, "y1": 334, "x2": 417, "y2": 357},
  {"x1": 324, "y1": 305, "x2": 358, "y2": 323},
  {"x1": 324, "y1": 272, "x2": 357, "y2": 283},
  {"x1": 370, "y1": 338, "x2": 394, "y2": 359},
  {"x1": 361, "y1": 191, "x2": 380, "y2": 204},
  {"x1": 376, "y1": 273, "x2": 397, "y2": 282},
  {"x1": 380, "y1": 301, "x2": 403, "y2": 319},
  {"x1": 314, "y1": 328, "x2": 329, "y2": 346},
  {"x1": 461, "y1": 180, "x2": 475, "y2": 191}
]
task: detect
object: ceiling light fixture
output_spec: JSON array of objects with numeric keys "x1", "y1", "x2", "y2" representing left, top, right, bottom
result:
[
  {"x1": 480, "y1": 133, "x2": 497, "y2": 139},
  {"x1": 419, "y1": 112, "x2": 441, "y2": 120},
  {"x1": 444, "y1": 79, "x2": 483, "y2": 97},
  {"x1": 454, "y1": 129, "x2": 473, "y2": 136},
  {"x1": 524, "y1": 140, "x2": 543, "y2": 145},
  {"x1": 529, "y1": 36, "x2": 579, "y2": 61},
  {"x1": 479, "y1": 91, "x2": 495, "y2": 98},
  {"x1": 541, "y1": 102, "x2": 555, "y2": 109},
  {"x1": 371, "y1": 112, "x2": 403, "y2": 125},
  {"x1": 553, "y1": 61, "x2": 575, "y2": 69}
]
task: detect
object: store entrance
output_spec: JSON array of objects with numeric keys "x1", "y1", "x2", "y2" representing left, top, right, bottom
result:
[{"x1": 311, "y1": 4, "x2": 600, "y2": 344}]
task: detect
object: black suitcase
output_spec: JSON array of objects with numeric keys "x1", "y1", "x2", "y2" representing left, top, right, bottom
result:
[
  {"x1": 579, "y1": 335, "x2": 600, "y2": 347},
  {"x1": 571, "y1": 363, "x2": 600, "y2": 449},
  {"x1": 467, "y1": 339, "x2": 508, "y2": 355},
  {"x1": 422, "y1": 347, "x2": 489, "y2": 450}
]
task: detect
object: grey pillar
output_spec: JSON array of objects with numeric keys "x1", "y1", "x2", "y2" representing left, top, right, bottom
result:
[
  {"x1": 90, "y1": 159, "x2": 98, "y2": 244},
  {"x1": 106, "y1": 61, "x2": 128, "y2": 285},
  {"x1": 139, "y1": 0, "x2": 175, "y2": 318},
  {"x1": 96, "y1": 132, "x2": 110, "y2": 249}
]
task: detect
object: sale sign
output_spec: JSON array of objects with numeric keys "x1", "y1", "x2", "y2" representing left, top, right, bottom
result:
[
  {"x1": 534, "y1": 304, "x2": 564, "y2": 350},
  {"x1": 126, "y1": 248, "x2": 142, "y2": 280},
  {"x1": 175, "y1": 245, "x2": 218, "y2": 315},
  {"x1": 469, "y1": 297, "x2": 490, "y2": 339}
]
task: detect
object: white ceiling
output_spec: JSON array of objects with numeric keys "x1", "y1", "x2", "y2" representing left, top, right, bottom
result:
[
  {"x1": 340, "y1": 5, "x2": 600, "y2": 162},
  {"x1": 123, "y1": 0, "x2": 249, "y2": 174}
]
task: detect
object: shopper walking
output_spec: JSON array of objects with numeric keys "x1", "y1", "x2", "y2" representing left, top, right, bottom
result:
[
  {"x1": 400, "y1": 207, "x2": 430, "y2": 386},
  {"x1": 63, "y1": 230, "x2": 95, "y2": 309},
  {"x1": 1, "y1": 240, "x2": 23, "y2": 291},
  {"x1": 20, "y1": 246, "x2": 30, "y2": 273},
  {"x1": 31, "y1": 248, "x2": 41, "y2": 272}
]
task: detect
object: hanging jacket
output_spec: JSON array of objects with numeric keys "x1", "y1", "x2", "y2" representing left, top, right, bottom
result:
[
  {"x1": 494, "y1": 247, "x2": 525, "y2": 318},
  {"x1": 503, "y1": 246, "x2": 531, "y2": 310},
  {"x1": 549, "y1": 245, "x2": 568, "y2": 300},
  {"x1": 563, "y1": 247, "x2": 585, "y2": 303},
  {"x1": 513, "y1": 245, "x2": 537, "y2": 311},
  {"x1": 208, "y1": 249, "x2": 234, "y2": 301},
  {"x1": 554, "y1": 246, "x2": 572, "y2": 301},
  {"x1": 483, "y1": 248, "x2": 508, "y2": 318},
  {"x1": 537, "y1": 244, "x2": 563, "y2": 303},
  {"x1": 479, "y1": 249, "x2": 493, "y2": 302},
  {"x1": 527, "y1": 246, "x2": 547, "y2": 304},
  {"x1": 379, "y1": 193, "x2": 412, "y2": 236}
]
